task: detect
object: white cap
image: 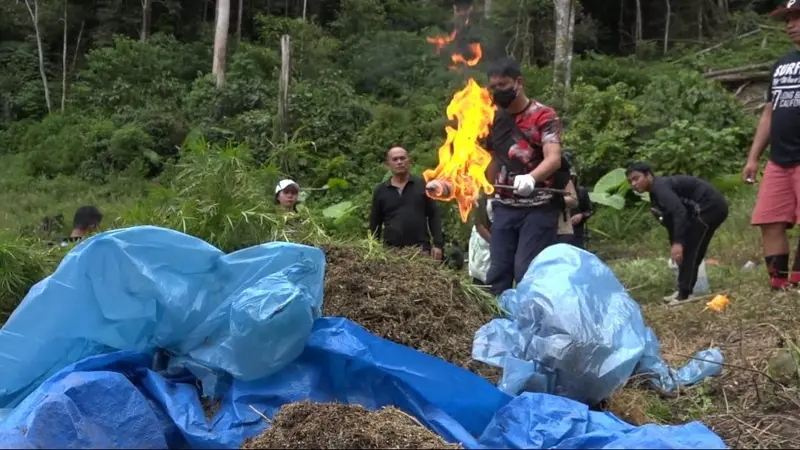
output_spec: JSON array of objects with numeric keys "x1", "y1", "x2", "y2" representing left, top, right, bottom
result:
[{"x1": 275, "y1": 179, "x2": 299, "y2": 194}]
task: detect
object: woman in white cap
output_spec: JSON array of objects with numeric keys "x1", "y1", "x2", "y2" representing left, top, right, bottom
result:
[{"x1": 275, "y1": 179, "x2": 300, "y2": 212}]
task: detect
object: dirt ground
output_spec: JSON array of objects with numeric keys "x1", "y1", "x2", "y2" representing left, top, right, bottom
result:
[
  {"x1": 241, "y1": 401, "x2": 462, "y2": 449},
  {"x1": 321, "y1": 244, "x2": 501, "y2": 382},
  {"x1": 607, "y1": 285, "x2": 800, "y2": 448}
]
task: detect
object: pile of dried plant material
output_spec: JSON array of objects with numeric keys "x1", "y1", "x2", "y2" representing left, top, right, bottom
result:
[
  {"x1": 601, "y1": 286, "x2": 800, "y2": 449},
  {"x1": 241, "y1": 401, "x2": 462, "y2": 449},
  {"x1": 321, "y1": 244, "x2": 499, "y2": 381}
]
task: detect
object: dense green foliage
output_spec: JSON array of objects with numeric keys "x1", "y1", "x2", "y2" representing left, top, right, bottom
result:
[{"x1": 0, "y1": 0, "x2": 792, "y2": 314}]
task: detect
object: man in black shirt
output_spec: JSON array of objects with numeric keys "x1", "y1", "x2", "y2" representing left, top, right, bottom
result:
[
  {"x1": 369, "y1": 147, "x2": 444, "y2": 260},
  {"x1": 743, "y1": 1, "x2": 800, "y2": 290},
  {"x1": 627, "y1": 163, "x2": 729, "y2": 303},
  {"x1": 59, "y1": 205, "x2": 103, "y2": 247}
]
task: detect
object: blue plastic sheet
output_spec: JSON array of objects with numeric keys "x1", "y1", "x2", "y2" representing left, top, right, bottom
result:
[
  {"x1": 472, "y1": 244, "x2": 724, "y2": 405},
  {"x1": 0, "y1": 318, "x2": 727, "y2": 449},
  {"x1": 0, "y1": 226, "x2": 326, "y2": 409}
]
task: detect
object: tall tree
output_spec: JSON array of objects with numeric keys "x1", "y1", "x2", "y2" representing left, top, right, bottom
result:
[
  {"x1": 61, "y1": 0, "x2": 68, "y2": 110},
  {"x1": 18, "y1": 0, "x2": 52, "y2": 113},
  {"x1": 213, "y1": 0, "x2": 231, "y2": 88},
  {"x1": 236, "y1": 0, "x2": 243, "y2": 45},
  {"x1": 141, "y1": 0, "x2": 152, "y2": 41},
  {"x1": 553, "y1": 0, "x2": 575, "y2": 96}
]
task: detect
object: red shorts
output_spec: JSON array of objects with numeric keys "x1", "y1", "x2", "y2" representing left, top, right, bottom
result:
[{"x1": 751, "y1": 160, "x2": 800, "y2": 226}]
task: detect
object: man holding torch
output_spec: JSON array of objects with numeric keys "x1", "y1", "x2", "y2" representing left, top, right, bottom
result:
[{"x1": 482, "y1": 58, "x2": 570, "y2": 295}]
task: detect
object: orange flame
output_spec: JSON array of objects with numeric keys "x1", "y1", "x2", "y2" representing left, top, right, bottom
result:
[
  {"x1": 422, "y1": 77, "x2": 496, "y2": 222},
  {"x1": 424, "y1": 8, "x2": 495, "y2": 222},
  {"x1": 426, "y1": 31, "x2": 457, "y2": 55},
  {"x1": 450, "y1": 43, "x2": 482, "y2": 68}
]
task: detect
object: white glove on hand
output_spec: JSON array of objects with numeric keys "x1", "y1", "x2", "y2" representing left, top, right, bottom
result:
[{"x1": 513, "y1": 174, "x2": 536, "y2": 197}]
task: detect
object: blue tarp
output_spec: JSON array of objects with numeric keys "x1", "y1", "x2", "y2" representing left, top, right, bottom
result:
[
  {"x1": 472, "y1": 243, "x2": 724, "y2": 406},
  {"x1": 0, "y1": 226, "x2": 326, "y2": 409},
  {"x1": 0, "y1": 227, "x2": 728, "y2": 449},
  {"x1": 0, "y1": 319, "x2": 726, "y2": 449}
]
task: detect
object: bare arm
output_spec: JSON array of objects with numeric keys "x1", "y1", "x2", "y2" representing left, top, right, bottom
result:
[
  {"x1": 476, "y1": 224, "x2": 491, "y2": 242},
  {"x1": 530, "y1": 109, "x2": 563, "y2": 181},
  {"x1": 747, "y1": 103, "x2": 772, "y2": 163}
]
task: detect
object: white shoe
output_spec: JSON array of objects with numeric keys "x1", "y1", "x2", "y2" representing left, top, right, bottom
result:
[
  {"x1": 667, "y1": 294, "x2": 695, "y2": 306},
  {"x1": 662, "y1": 291, "x2": 679, "y2": 303}
]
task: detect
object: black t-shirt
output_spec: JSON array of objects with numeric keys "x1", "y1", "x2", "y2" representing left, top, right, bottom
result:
[{"x1": 767, "y1": 51, "x2": 800, "y2": 167}]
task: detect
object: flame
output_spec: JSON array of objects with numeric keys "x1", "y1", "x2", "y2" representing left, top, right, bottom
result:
[
  {"x1": 423, "y1": 9, "x2": 495, "y2": 223},
  {"x1": 426, "y1": 31, "x2": 457, "y2": 55},
  {"x1": 450, "y1": 43, "x2": 482, "y2": 68},
  {"x1": 422, "y1": 77, "x2": 496, "y2": 222}
]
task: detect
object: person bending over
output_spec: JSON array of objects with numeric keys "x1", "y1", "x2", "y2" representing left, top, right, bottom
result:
[{"x1": 626, "y1": 163, "x2": 729, "y2": 303}]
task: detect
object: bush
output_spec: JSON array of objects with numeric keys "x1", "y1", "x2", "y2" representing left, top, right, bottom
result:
[{"x1": 0, "y1": 234, "x2": 62, "y2": 321}]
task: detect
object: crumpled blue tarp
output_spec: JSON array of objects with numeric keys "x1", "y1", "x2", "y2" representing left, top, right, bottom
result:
[
  {"x1": 0, "y1": 318, "x2": 727, "y2": 449},
  {"x1": 0, "y1": 225, "x2": 325, "y2": 410},
  {"x1": 472, "y1": 244, "x2": 724, "y2": 406}
]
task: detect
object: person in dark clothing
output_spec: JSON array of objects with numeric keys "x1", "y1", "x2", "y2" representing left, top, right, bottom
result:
[
  {"x1": 559, "y1": 172, "x2": 593, "y2": 249},
  {"x1": 743, "y1": 1, "x2": 800, "y2": 290},
  {"x1": 60, "y1": 205, "x2": 103, "y2": 247},
  {"x1": 626, "y1": 163, "x2": 729, "y2": 303},
  {"x1": 483, "y1": 58, "x2": 569, "y2": 295},
  {"x1": 369, "y1": 146, "x2": 444, "y2": 260}
]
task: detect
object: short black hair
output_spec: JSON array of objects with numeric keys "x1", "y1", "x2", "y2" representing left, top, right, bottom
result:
[
  {"x1": 385, "y1": 146, "x2": 409, "y2": 160},
  {"x1": 487, "y1": 57, "x2": 522, "y2": 79},
  {"x1": 73, "y1": 205, "x2": 103, "y2": 229},
  {"x1": 625, "y1": 162, "x2": 653, "y2": 177}
]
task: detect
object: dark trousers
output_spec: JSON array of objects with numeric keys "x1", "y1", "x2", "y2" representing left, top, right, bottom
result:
[
  {"x1": 486, "y1": 203, "x2": 559, "y2": 295},
  {"x1": 557, "y1": 233, "x2": 585, "y2": 249},
  {"x1": 678, "y1": 205, "x2": 729, "y2": 298}
]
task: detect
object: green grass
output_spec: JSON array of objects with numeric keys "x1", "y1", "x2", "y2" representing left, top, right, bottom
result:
[{"x1": 594, "y1": 187, "x2": 800, "y2": 448}]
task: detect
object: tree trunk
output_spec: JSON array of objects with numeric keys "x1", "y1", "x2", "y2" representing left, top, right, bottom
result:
[
  {"x1": 565, "y1": 0, "x2": 575, "y2": 92},
  {"x1": 212, "y1": 0, "x2": 231, "y2": 89},
  {"x1": 697, "y1": 2, "x2": 703, "y2": 41},
  {"x1": 485, "y1": 0, "x2": 491, "y2": 18},
  {"x1": 663, "y1": 0, "x2": 671, "y2": 54},
  {"x1": 279, "y1": 34, "x2": 291, "y2": 139},
  {"x1": 71, "y1": 21, "x2": 84, "y2": 73},
  {"x1": 22, "y1": 0, "x2": 51, "y2": 113},
  {"x1": 236, "y1": 0, "x2": 243, "y2": 45},
  {"x1": 61, "y1": 0, "x2": 68, "y2": 111},
  {"x1": 521, "y1": 17, "x2": 531, "y2": 65},
  {"x1": 141, "y1": 0, "x2": 152, "y2": 42},
  {"x1": 302, "y1": 0, "x2": 307, "y2": 21},
  {"x1": 635, "y1": 0, "x2": 643, "y2": 51},
  {"x1": 553, "y1": 0, "x2": 575, "y2": 96}
]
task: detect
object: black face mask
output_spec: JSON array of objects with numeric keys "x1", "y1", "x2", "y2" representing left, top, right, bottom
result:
[{"x1": 492, "y1": 85, "x2": 518, "y2": 109}]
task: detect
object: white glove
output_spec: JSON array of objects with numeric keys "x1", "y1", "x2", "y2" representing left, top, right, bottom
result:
[{"x1": 513, "y1": 174, "x2": 536, "y2": 197}]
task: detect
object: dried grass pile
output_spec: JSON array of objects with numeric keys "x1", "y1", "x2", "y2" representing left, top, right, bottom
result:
[
  {"x1": 322, "y1": 245, "x2": 499, "y2": 381},
  {"x1": 241, "y1": 401, "x2": 462, "y2": 449}
]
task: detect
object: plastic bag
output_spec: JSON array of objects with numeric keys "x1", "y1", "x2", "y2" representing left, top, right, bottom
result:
[
  {"x1": 668, "y1": 258, "x2": 710, "y2": 295},
  {"x1": 0, "y1": 225, "x2": 325, "y2": 409},
  {"x1": 0, "y1": 318, "x2": 726, "y2": 449},
  {"x1": 469, "y1": 227, "x2": 491, "y2": 283},
  {"x1": 472, "y1": 244, "x2": 723, "y2": 405}
]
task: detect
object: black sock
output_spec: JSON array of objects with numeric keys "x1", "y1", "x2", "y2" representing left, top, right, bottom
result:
[
  {"x1": 794, "y1": 241, "x2": 800, "y2": 272},
  {"x1": 766, "y1": 254, "x2": 789, "y2": 279}
]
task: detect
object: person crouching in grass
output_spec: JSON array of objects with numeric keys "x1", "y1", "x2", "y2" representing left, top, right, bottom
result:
[{"x1": 626, "y1": 162, "x2": 729, "y2": 304}]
